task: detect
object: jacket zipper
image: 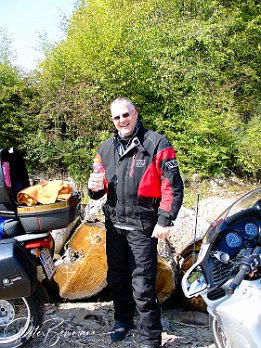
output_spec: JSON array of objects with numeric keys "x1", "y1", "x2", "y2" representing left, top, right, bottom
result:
[{"x1": 130, "y1": 151, "x2": 137, "y2": 177}]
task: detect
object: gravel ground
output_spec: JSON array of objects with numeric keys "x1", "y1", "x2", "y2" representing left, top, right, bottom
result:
[
  {"x1": 28, "y1": 296, "x2": 215, "y2": 348},
  {"x1": 28, "y1": 184, "x2": 247, "y2": 348}
]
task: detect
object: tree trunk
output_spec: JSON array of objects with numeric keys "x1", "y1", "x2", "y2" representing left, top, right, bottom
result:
[
  {"x1": 53, "y1": 222, "x2": 107, "y2": 300},
  {"x1": 51, "y1": 196, "x2": 234, "y2": 305},
  {"x1": 52, "y1": 220, "x2": 176, "y2": 303}
]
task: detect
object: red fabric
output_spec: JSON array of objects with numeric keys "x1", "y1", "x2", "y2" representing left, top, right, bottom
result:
[
  {"x1": 137, "y1": 161, "x2": 161, "y2": 197},
  {"x1": 137, "y1": 147, "x2": 176, "y2": 212},
  {"x1": 159, "y1": 177, "x2": 173, "y2": 212}
]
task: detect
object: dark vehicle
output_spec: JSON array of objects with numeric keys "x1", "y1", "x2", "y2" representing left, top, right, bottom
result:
[
  {"x1": 182, "y1": 187, "x2": 261, "y2": 348},
  {"x1": 0, "y1": 148, "x2": 80, "y2": 347}
]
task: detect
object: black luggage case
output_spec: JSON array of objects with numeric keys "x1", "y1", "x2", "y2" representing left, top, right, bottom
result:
[
  {"x1": 0, "y1": 148, "x2": 81, "y2": 234},
  {"x1": 17, "y1": 193, "x2": 81, "y2": 233}
]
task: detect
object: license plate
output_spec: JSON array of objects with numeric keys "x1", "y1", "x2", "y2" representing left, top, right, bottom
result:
[{"x1": 39, "y1": 248, "x2": 56, "y2": 280}]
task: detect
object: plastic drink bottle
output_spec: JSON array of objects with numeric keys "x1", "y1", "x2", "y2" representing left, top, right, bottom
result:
[{"x1": 93, "y1": 157, "x2": 105, "y2": 190}]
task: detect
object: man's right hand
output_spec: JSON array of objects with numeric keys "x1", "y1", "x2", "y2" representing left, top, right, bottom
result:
[
  {"x1": 151, "y1": 223, "x2": 171, "y2": 239},
  {"x1": 88, "y1": 173, "x2": 104, "y2": 192}
]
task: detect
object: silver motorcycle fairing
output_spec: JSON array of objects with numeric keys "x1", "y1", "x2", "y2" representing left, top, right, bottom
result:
[
  {"x1": 204, "y1": 279, "x2": 261, "y2": 348},
  {"x1": 182, "y1": 187, "x2": 261, "y2": 299},
  {"x1": 181, "y1": 187, "x2": 261, "y2": 348}
]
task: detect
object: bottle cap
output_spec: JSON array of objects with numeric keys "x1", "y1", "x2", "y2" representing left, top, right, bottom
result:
[{"x1": 94, "y1": 157, "x2": 101, "y2": 163}]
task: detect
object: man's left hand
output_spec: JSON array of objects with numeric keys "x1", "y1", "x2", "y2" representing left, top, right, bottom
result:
[{"x1": 151, "y1": 224, "x2": 171, "y2": 239}]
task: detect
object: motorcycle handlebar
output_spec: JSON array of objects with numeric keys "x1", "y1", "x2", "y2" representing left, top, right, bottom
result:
[
  {"x1": 227, "y1": 264, "x2": 250, "y2": 294},
  {"x1": 227, "y1": 246, "x2": 261, "y2": 294}
]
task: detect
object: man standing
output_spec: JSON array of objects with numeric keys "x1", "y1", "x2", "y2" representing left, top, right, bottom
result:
[{"x1": 88, "y1": 97, "x2": 184, "y2": 348}]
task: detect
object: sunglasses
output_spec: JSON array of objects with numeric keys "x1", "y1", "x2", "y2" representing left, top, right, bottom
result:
[{"x1": 111, "y1": 112, "x2": 130, "y2": 121}]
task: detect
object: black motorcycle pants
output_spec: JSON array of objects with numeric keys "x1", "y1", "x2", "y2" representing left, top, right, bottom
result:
[{"x1": 105, "y1": 221, "x2": 162, "y2": 345}]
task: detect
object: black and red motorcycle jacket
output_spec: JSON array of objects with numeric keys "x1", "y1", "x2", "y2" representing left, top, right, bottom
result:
[{"x1": 89, "y1": 121, "x2": 184, "y2": 232}]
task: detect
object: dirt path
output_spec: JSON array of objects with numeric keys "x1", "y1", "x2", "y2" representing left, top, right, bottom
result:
[{"x1": 28, "y1": 298, "x2": 215, "y2": 348}]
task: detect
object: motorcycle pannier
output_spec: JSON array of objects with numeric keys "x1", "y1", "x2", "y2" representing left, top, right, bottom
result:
[
  {"x1": 0, "y1": 148, "x2": 81, "y2": 234},
  {"x1": 0, "y1": 239, "x2": 37, "y2": 300},
  {"x1": 17, "y1": 193, "x2": 80, "y2": 233}
]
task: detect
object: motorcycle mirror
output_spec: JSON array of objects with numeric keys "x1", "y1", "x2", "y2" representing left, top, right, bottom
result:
[{"x1": 182, "y1": 265, "x2": 207, "y2": 297}]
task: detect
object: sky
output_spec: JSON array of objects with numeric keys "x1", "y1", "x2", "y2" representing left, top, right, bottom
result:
[{"x1": 0, "y1": 0, "x2": 76, "y2": 71}]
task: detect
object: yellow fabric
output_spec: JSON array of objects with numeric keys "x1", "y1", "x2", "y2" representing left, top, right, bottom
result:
[{"x1": 17, "y1": 180, "x2": 72, "y2": 206}]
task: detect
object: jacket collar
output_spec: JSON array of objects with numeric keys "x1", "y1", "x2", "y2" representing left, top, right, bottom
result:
[
  {"x1": 113, "y1": 120, "x2": 146, "y2": 157},
  {"x1": 113, "y1": 120, "x2": 145, "y2": 141}
]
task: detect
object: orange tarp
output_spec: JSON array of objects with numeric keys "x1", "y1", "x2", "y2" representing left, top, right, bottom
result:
[{"x1": 17, "y1": 180, "x2": 72, "y2": 206}]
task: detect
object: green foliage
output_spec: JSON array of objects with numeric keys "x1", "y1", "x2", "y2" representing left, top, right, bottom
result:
[
  {"x1": 0, "y1": 28, "x2": 15, "y2": 64},
  {"x1": 0, "y1": 29, "x2": 32, "y2": 149},
  {"x1": 22, "y1": 82, "x2": 111, "y2": 181},
  {"x1": 235, "y1": 115, "x2": 261, "y2": 178},
  {"x1": 2, "y1": 1, "x2": 261, "y2": 183}
]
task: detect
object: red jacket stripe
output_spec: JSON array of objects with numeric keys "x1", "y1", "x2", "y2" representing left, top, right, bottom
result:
[
  {"x1": 159, "y1": 177, "x2": 173, "y2": 212},
  {"x1": 137, "y1": 147, "x2": 177, "y2": 200}
]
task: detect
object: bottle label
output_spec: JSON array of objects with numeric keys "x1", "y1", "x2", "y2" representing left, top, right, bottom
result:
[
  {"x1": 93, "y1": 158, "x2": 105, "y2": 190},
  {"x1": 96, "y1": 173, "x2": 104, "y2": 190}
]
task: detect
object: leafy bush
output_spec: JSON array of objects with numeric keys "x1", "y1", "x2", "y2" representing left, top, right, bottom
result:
[{"x1": 2, "y1": 1, "x2": 261, "y2": 182}]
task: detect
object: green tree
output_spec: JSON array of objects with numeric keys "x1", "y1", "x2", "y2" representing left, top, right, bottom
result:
[
  {"x1": 26, "y1": 0, "x2": 261, "y2": 181},
  {"x1": 0, "y1": 29, "x2": 31, "y2": 149},
  {"x1": 23, "y1": 81, "x2": 111, "y2": 182}
]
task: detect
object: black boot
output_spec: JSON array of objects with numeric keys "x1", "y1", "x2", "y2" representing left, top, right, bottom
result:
[{"x1": 110, "y1": 321, "x2": 135, "y2": 342}]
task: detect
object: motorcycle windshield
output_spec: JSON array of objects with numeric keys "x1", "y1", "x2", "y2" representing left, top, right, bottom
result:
[{"x1": 204, "y1": 186, "x2": 261, "y2": 244}]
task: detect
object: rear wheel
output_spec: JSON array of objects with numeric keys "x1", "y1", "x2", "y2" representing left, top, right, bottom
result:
[
  {"x1": 210, "y1": 316, "x2": 229, "y2": 348},
  {"x1": 0, "y1": 293, "x2": 43, "y2": 348}
]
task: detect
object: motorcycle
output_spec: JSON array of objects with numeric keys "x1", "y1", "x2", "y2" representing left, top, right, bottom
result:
[
  {"x1": 181, "y1": 187, "x2": 261, "y2": 348},
  {"x1": 0, "y1": 148, "x2": 80, "y2": 347}
]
